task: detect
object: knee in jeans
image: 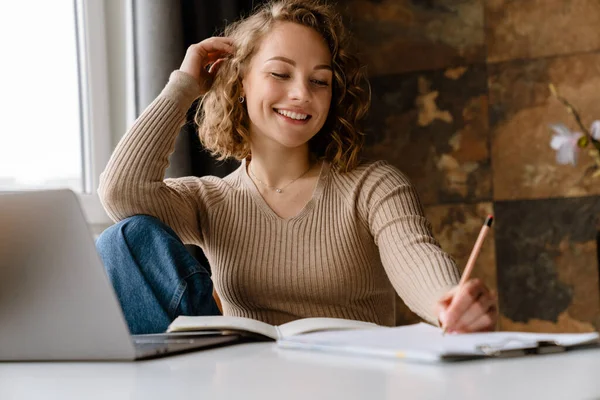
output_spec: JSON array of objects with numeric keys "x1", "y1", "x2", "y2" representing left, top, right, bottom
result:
[{"x1": 95, "y1": 215, "x2": 171, "y2": 257}]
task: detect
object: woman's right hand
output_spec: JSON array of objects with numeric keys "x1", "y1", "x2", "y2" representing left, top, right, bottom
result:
[{"x1": 179, "y1": 37, "x2": 234, "y2": 95}]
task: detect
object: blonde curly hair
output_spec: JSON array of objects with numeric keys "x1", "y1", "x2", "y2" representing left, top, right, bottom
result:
[{"x1": 196, "y1": 0, "x2": 370, "y2": 173}]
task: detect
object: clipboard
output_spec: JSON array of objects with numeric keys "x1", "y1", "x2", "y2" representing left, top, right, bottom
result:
[
  {"x1": 277, "y1": 323, "x2": 600, "y2": 363},
  {"x1": 475, "y1": 338, "x2": 600, "y2": 358}
]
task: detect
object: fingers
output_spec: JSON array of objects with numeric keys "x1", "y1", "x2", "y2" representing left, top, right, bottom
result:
[
  {"x1": 437, "y1": 288, "x2": 455, "y2": 305},
  {"x1": 208, "y1": 58, "x2": 227, "y2": 75},
  {"x1": 442, "y1": 279, "x2": 487, "y2": 331},
  {"x1": 180, "y1": 36, "x2": 234, "y2": 93},
  {"x1": 452, "y1": 291, "x2": 497, "y2": 332},
  {"x1": 435, "y1": 286, "x2": 457, "y2": 326},
  {"x1": 462, "y1": 304, "x2": 497, "y2": 332},
  {"x1": 188, "y1": 37, "x2": 234, "y2": 60}
]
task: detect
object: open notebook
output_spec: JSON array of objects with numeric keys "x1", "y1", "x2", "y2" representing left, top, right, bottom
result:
[
  {"x1": 277, "y1": 323, "x2": 600, "y2": 362},
  {"x1": 167, "y1": 315, "x2": 381, "y2": 340}
]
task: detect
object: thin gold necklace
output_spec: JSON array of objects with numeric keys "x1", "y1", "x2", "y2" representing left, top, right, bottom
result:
[{"x1": 249, "y1": 161, "x2": 314, "y2": 194}]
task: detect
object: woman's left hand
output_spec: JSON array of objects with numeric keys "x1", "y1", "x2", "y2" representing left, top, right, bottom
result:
[{"x1": 436, "y1": 279, "x2": 498, "y2": 333}]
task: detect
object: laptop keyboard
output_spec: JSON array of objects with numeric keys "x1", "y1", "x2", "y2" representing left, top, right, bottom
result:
[
  {"x1": 131, "y1": 332, "x2": 241, "y2": 359},
  {"x1": 133, "y1": 337, "x2": 198, "y2": 345}
]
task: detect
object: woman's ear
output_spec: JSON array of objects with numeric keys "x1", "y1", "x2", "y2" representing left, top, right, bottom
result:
[
  {"x1": 239, "y1": 83, "x2": 246, "y2": 99},
  {"x1": 240, "y1": 78, "x2": 246, "y2": 97},
  {"x1": 237, "y1": 81, "x2": 246, "y2": 104}
]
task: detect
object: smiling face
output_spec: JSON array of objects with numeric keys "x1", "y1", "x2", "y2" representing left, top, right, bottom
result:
[{"x1": 241, "y1": 21, "x2": 333, "y2": 151}]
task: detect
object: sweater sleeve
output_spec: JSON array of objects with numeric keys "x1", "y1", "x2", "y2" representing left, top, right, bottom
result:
[
  {"x1": 360, "y1": 162, "x2": 460, "y2": 325},
  {"x1": 98, "y1": 70, "x2": 205, "y2": 246}
]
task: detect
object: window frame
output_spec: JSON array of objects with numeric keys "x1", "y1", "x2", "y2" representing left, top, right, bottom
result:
[{"x1": 75, "y1": 0, "x2": 112, "y2": 225}]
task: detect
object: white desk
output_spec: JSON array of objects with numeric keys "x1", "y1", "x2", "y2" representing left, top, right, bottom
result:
[{"x1": 1, "y1": 342, "x2": 599, "y2": 400}]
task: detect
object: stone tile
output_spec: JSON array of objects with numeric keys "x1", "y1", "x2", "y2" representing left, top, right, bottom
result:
[
  {"x1": 489, "y1": 52, "x2": 600, "y2": 201},
  {"x1": 365, "y1": 65, "x2": 491, "y2": 206},
  {"x1": 494, "y1": 196, "x2": 600, "y2": 333},
  {"x1": 339, "y1": 0, "x2": 485, "y2": 75},
  {"x1": 395, "y1": 202, "x2": 497, "y2": 325},
  {"x1": 485, "y1": 0, "x2": 600, "y2": 63},
  {"x1": 425, "y1": 202, "x2": 497, "y2": 291}
]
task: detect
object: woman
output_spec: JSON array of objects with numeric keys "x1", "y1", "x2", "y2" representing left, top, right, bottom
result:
[{"x1": 96, "y1": 0, "x2": 497, "y2": 335}]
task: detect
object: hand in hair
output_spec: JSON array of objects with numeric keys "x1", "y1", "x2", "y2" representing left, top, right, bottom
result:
[{"x1": 180, "y1": 37, "x2": 234, "y2": 95}]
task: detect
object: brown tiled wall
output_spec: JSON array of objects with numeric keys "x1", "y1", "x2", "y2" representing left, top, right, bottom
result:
[{"x1": 339, "y1": 0, "x2": 600, "y2": 332}]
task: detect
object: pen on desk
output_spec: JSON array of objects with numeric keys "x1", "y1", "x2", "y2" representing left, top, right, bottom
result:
[{"x1": 442, "y1": 214, "x2": 494, "y2": 335}]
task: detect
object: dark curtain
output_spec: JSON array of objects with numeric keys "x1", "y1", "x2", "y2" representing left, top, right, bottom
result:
[
  {"x1": 131, "y1": 0, "x2": 263, "y2": 269},
  {"x1": 180, "y1": 0, "x2": 260, "y2": 179},
  {"x1": 180, "y1": 1, "x2": 264, "y2": 268},
  {"x1": 180, "y1": 1, "x2": 263, "y2": 268}
]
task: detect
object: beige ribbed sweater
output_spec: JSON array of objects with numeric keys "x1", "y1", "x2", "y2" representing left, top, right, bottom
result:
[{"x1": 98, "y1": 71, "x2": 460, "y2": 327}]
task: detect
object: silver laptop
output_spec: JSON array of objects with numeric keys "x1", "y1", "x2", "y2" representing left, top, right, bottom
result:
[{"x1": 0, "y1": 189, "x2": 239, "y2": 361}]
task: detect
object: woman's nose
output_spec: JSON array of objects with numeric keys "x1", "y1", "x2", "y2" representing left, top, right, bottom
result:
[{"x1": 288, "y1": 80, "x2": 311, "y2": 102}]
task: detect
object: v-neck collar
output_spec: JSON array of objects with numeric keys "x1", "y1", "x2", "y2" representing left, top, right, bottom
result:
[{"x1": 239, "y1": 158, "x2": 330, "y2": 222}]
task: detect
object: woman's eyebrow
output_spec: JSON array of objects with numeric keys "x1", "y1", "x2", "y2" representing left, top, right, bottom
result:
[{"x1": 265, "y1": 56, "x2": 332, "y2": 71}]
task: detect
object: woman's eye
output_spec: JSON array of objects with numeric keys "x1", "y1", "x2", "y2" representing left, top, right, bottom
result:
[
  {"x1": 270, "y1": 72, "x2": 329, "y2": 87},
  {"x1": 311, "y1": 79, "x2": 329, "y2": 87},
  {"x1": 271, "y1": 72, "x2": 289, "y2": 79}
]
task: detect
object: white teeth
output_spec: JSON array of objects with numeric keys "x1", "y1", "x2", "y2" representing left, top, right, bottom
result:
[{"x1": 276, "y1": 109, "x2": 309, "y2": 120}]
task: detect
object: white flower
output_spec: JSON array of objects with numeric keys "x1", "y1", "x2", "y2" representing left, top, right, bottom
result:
[
  {"x1": 549, "y1": 124, "x2": 583, "y2": 165},
  {"x1": 590, "y1": 120, "x2": 600, "y2": 141}
]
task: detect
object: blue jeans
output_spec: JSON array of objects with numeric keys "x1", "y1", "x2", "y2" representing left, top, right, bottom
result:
[{"x1": 95, "y1": 215, "x2": 220, "y2": 334}]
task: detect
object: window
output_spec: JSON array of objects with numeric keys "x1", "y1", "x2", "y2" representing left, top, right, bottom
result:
[{"x1": 0, "y1": 0, "x2": 113, "y2": 224}]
